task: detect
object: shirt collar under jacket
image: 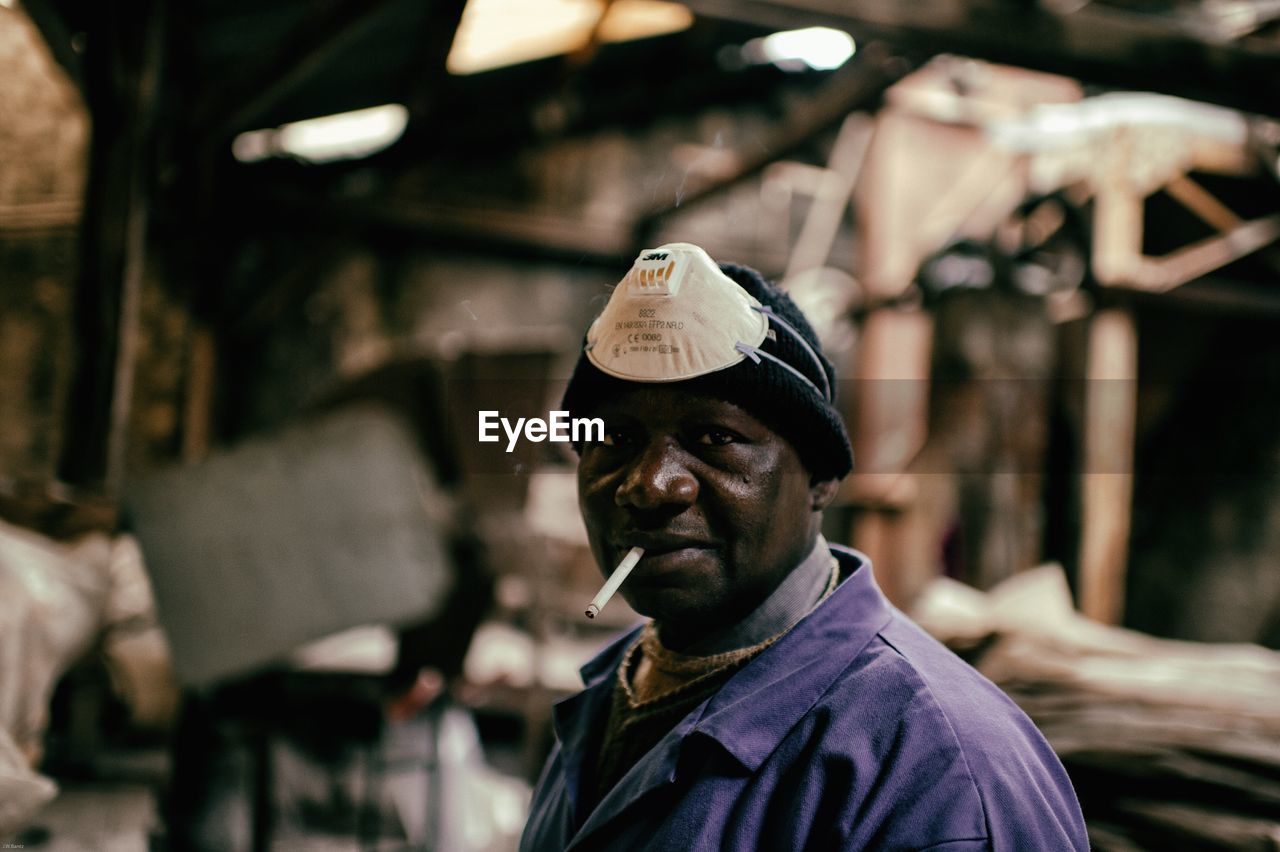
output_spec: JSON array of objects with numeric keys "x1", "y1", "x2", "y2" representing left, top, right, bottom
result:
[{"x1": 551, "y1": 545, "x2": 890, "y2": 844}]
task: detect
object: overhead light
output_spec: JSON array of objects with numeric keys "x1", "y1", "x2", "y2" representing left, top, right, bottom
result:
[
  {"x1": 447, "y1": 0, "x2": 693, "y2": 75},
  {"x1": 232, "y1": 103, "x2": 409, "y2": 164},
  {"x1": 743, "y1": 26, "x2": 855, "y2": 72}
]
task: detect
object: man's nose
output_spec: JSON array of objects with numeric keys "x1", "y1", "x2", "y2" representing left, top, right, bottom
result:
[{"x1": 615, "y1": 439, "x2": 698, "y2": 511}]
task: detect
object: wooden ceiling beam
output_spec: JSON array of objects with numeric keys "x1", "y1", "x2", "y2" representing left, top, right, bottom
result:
[
  {"x1": 245, "y1": 188, "x2": 634, "y2": 269},
  {"x1": 682, "y1": 0, "x2": 1280, "y2": 118},
  {"x1": 188, "y1": 0, "x2": 404, "y2": 149},
  {"x1": 402, "y1": 0, "x2": 469, "y2": 124},
  {"x1": 632, "y1": 42, "x2": 909, "y2": 244}
]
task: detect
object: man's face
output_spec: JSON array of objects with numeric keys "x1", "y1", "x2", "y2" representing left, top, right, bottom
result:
[{"x1": 577, "y1": 387, "x2": 836, "y2": 648}]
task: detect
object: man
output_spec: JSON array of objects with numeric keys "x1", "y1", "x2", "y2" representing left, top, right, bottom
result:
[{"x1": 521, "y1": 243, "x2": 1088, "y2": 850}]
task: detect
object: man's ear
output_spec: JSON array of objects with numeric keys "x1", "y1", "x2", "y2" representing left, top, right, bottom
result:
[{"x1": 809, "y1": 477, "x2": 840, "y2": 512}]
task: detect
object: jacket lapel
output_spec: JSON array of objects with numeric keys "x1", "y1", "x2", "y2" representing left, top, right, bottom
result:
[
  {"x1": 553, "y1": 627, "x2": 642, "y2": 829},
  {"x1": 566, "y1": 703, "x2": 703, "y2": 850}
]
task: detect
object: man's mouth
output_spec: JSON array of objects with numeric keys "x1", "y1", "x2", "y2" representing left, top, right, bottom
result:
[
  {"x1": 614, "y1": 532, "x2": 715, "y2": 554},
  {"x1": 610, "y1": 533, "x2": 718, "y2": 577}
]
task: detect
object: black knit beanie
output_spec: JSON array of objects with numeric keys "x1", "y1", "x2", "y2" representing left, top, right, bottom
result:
[{"x1": 561, "y1": 261, "x2": 854, "y2": 481}]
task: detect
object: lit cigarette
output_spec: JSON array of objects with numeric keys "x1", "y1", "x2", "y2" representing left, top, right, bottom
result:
[{"x1": 585, "y1": 546, "x2": 645, "y2": 619}]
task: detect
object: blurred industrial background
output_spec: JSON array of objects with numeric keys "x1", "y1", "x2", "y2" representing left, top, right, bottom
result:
[{"x1": 2, "y1": 0, "x2": 1280, "y2": 849}]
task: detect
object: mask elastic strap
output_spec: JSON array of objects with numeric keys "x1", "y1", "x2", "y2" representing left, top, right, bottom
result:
[
  {"x1": 749, "y1": 306, "x2": 832, "y2": 402},
  {"x1": 735, "y1": 342, "x2": 826, "y2": 400}
]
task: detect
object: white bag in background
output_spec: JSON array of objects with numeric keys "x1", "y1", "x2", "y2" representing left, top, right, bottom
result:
[
  {"x1": 0, "y1": 698, "x2": 57, "y2": 840},
  {"x1": 0, "y1": 518, "x2": 113, "y2": 764}
]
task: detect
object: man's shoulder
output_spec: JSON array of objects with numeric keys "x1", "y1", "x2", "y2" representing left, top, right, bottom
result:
[
  {"x1": 807, "y1": 613, "x2": 1013, "y2": 762},
  {"x1": 809, "y1": 557, "x2": 1050, "y2": 755},
  {"x1": 804, "y1": 610, "x2": 1088, "y2": 850},
  {"x1": 875, "y1": 613, "x2": 1019, "y2": 720},
  {"x1": 818, "y1": 610, "x2": 1054, "y2": 767}
]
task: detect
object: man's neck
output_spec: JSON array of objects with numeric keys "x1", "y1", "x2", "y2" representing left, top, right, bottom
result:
[{"x1": 655, "y1": 534, "x2": 832, "y2": 656}]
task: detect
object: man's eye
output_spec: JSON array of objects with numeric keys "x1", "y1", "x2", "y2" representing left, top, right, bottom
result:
[
  {"x1": 601, "y1": 429, "x2": 633, "y2": 447},
  {"x1": 697, "y1": 430, "x2": 737, "y2": 446}
]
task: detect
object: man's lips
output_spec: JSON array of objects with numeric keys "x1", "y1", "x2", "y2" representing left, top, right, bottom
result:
[
  {"x1": 607, "y1": 535, "x2": 718, "y2": 581},
  {"x1": 612, "y1": 532, "x2": 717, "y2": 554}
]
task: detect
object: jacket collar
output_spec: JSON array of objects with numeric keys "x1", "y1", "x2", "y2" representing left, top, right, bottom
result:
[{"x1": 690, "y1": 546, "x2": 893, "y2": 771}]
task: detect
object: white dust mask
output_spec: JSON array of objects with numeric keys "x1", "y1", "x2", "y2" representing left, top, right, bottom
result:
[{"x1": 585, "y1": 242, "x2": 831, "y2": 401}]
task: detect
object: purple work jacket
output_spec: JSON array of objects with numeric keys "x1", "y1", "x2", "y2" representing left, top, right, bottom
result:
[{"x1": 520, "y1": 546, "x2": 1088, "y2": 851}]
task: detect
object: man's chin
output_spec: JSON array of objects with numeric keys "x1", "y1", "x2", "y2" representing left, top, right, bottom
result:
[
  {"x1": 620, "y1": 591, "x2": 724, "y2": 639},
  {"x1": 621, "y1": 587, "x2": 686, "y2": 618}
]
